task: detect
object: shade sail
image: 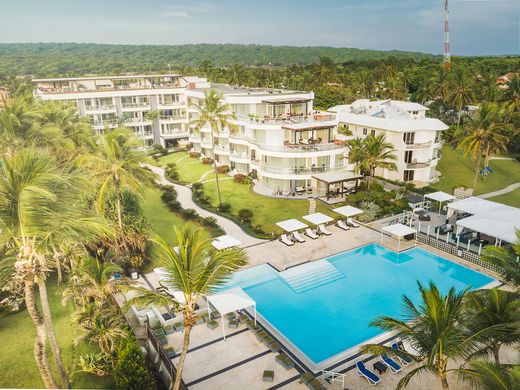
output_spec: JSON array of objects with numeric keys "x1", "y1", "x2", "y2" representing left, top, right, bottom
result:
[
  {"x1": 302, "y1": 212, "x2": 334, "y2": 225},
  {"x1": 212, "y1": 235, "x2": 241, "y2": 250},
  {"x1": 448, "y1": 197, "x2": 503, "y2": 215},
  {"x1": 333, "y1": 205, "x2": 363, "y2": 217},
  {"x1": 424, "y1": 191, "x2": 455, "y2": 203},
  {"x1": 312, "y1": 170, "x2": 363, "y2": 184},
  {"x1": 382, "y1": 223, "x2": 417, "y2": 238},
  {"x1": 276, "y1": 219, "x2": 308, "y2": 232},
  {"x1": 207, "y1": 287, "x2": 255, "y2": 316}
]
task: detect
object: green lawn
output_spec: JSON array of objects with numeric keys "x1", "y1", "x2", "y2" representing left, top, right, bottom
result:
[
  {"x1": 0, "y1": 278, "x2": 113, "y2": 389},
  {"x1": 489, "y1": 188, "x2": 520, "y2": 208},
  {"x1": 431, "y1": 148, "x2": 520, "y2": 196},
  {"x1": 156, "y1": 152, "x2": 213, "y2": 184}
]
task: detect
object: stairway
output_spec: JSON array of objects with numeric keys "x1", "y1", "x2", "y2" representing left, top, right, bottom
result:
[
  {"x1": 308, "y1": 198, "x2": 316, "y2": 214},
  {"x1": 280, "y1": 260, "x2": 344, "y2": 293}
]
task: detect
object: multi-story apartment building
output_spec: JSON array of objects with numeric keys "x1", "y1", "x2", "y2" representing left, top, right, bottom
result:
[
  {"x1": 33, "y1": 74, "x2": 209, "y2": 147},
  {"x1": 330, "y1": 99, "x2": 448, "y2": 185},
  {"x1": 186, "y1": 84, "x2": 351, "y2": 195}
]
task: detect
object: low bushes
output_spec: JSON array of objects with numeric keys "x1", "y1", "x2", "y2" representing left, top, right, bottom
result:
[
  {"x1": 217, "y1": 202, "x2": 232, "y2": 213},
  {"x1": 215, "y1": 165, "x2": 230, "y2": 174},
  {"x1": 233, "y1": 173, "x2": 251, "y2": 184},
  {"x1": 201, "y1": 157, "x2": 214, "y2": 165},
  {"x1": 164, "y1": 162, "x2": 179, "y2": 182},
  {"x1": 189, "y1": 151, "x2": 201, "y2": 158},
  {"x1": 238, "y1": 208, "x2": 254, "y2": 224}
]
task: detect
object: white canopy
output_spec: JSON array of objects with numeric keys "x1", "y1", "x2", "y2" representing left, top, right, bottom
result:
[
  {"x1": 333, "y1": 205, "x2": 363, "y2": 217},
  {"x1": 425, "y1": 191, "x2": 455, "y2": 203},
  {"x1": 207, "y1": 287, "x2": 256, "y2": 339},
  {"x1": 448, "y1": 197, "x2": 500, "y2": 216},
  {"x1": 303, "y1": 212, "x2": 334, "y2": 225},
  {"x1": 212, "y1": 235, "x2": 241, "y2": 250},
  {"x1": 276, "y1": 218, "x2": 308, "y2": 232},
  {"x1": 381, "y1": 223, "x2": 417, "y2": 251}
]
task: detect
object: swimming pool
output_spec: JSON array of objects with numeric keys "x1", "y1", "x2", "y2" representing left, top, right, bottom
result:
[{"x1": 222, "y1": 243, "x2": 495, "y2": 369}]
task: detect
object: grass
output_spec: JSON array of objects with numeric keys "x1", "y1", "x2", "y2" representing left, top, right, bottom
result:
[
  {"x1": 156, "y1": 152, "x2": 213, "y2": 184},
  {"x1": 0, "y1": 277, "x2": 114, "y2": 389},
  {"x1": 431, "y1": 148, "x2": 520, "y2": 196},
  {"x1": 489, "y1": 188, "x2": 520, "y2": 208}
]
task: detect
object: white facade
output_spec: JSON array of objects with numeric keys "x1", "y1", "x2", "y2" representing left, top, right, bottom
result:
[
  {"x1": 330, "y1": 99, "x2": 448, "y2": 185},
  {"x1": 33, "y1": 74, "x2": 209, "y2": 148},
  {"x1": 186, "y1": 84, "x2": 350, "y2": 194}
]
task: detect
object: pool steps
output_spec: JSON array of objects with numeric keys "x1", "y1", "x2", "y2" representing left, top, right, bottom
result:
[{"x1": 280, "y1": 260, "x2": 344, "y2": 293}]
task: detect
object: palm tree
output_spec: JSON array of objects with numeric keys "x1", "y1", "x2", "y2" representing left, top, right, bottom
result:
[
  {"x1": 189, "y1": 89, "x2": 236, "y2": 206},
  {"x1": 347, "y1": 134, "x2": 397, "y2": 189},
  {"x1": 448, "y1": 69, "x2": 475, "y2": 126},
  {"x1": 0, "y1": 148, "x2": 112, "y2": 388},
  {"x1": 462, "y1": 289, "x2": 520, "y2": 364},
  {"x1": 360, "y1": 281, "x2": 509, "y2": 389},
  {"x1": 228, "y1": 64, "x2": 246, "y2": 86},
  {"x1": 458, "y1": 360, "x2": 520, "y2": 390},
  {"x1": 482, "y1": 230, "x2": 520, "y2": 290},
  {"x1": 456, "y1": 102, "x2": 513, "y2": 190},
  {"x1": 128, "y1": 227, "x2": 247, "y2": 390}
]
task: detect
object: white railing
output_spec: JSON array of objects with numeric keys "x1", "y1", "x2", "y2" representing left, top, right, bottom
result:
[
  {"x1": 228, "y1": 134, "x2": 345, "y2": 153},
  {"x1": 404, "y1": 141, "x2": 432, "y2": 150},
  {"x1": 85, "y1": 105, "x2": 115, "y2": 111},
  {"x1": 232, "y1": 112, "x2": 336, "y2": 126},
  {"x1": 255, "y1": 163, "x2": 345, "y2": 175},
  {"x1": 122, "y1": 102, "x2": 150, "y2": 108},
  {"x1": 321, "y1": 370, "x2": 346, "y2": 388}
]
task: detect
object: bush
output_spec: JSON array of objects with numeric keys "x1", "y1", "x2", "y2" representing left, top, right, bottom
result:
[
  {"x1": 233, "y1": 173, "x2": 249, "y2": 184},
  {"x1": 113, "y1": 337, "x2": 156, "y2": 390},
  {"x1": 152, "y1": 144, "x2": 168, "y2": 156},
  {"x1": 192, "y1": 182, "x2": 204, "y2": 190},
  {"x1": 201, "y1": 157, "x2": 214, "y2": 165},
  {"x1": 167, "y1": 200, "x2": 182, "y2": 211},
  {"x1": 238, "y1": 208, "x2": 254, "y2": 224},
  {"x1": 216, "y1": 165, "x2": 230, "y2": 174},
  {"x1": 181, "y1": 208, "x2": 199, "y2": 220},
  {"x1": 189, "y1": 151, "x2": 201, "y2": 158},
  {"x1": 202, "y1": 216, "x2": 219, "y2": 228},
  {"x1": 160, "y1": 190, "x2": 176, "y2": 203},
  {"x1": 217, "y1": 202, "x2": 232, "y2": 213},
  {"x1": 357, "y1": 201, "x2": 381, "y2": 223}
]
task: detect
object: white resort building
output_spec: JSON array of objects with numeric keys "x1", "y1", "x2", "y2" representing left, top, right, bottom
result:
[{"x1": 330, "y1": 99, "x2": 448, "y2": 185}]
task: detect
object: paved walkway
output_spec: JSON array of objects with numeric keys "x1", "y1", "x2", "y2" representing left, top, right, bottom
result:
[
  {"x1": 478, "y1": 182, "x2": 520, "y2": 199},
  {"x1": 146, "y1": 165, "x2": 266, "y2": 248}
]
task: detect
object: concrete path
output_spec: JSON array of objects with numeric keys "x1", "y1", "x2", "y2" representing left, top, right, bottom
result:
[
  {"x1": 478, "y1": 182, "x2": 520, "y2": 199},
  {"x1": 146, "y1": 164, "x2": 266, "y2": 248}
]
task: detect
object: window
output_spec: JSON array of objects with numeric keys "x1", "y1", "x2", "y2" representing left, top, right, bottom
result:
[
  {"x1": 362, "y1": 128, "x2": 368, "y2": 136},
  {"x1": 403, "y1": 132, "x2": 415, "y2": 145},
  {"x1": 404, "y1": 150, "x2": 413, "y2": 164},
  {"x1": 370, "y1": 129, "x2": 376, "y2": 136},
  {"x1": 403, "y1": 170, "x2": 414, "y2": 182}
]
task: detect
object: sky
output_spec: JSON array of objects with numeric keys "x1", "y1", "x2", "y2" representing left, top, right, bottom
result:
[{"x1": 0, "y1": 0, "x2": 519, "y2": 55}]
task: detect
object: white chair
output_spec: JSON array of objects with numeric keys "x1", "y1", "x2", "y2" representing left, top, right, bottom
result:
[
  {"x1": 293, "y1": 231, "x2": 306, "y2": 243},
  {"x1": 305, "y1": 228, "x2": 319, "y2": 239},
  {"x1": 318, "y1": 224, "x2": 332, "y2": 236},
  {"x1": 280, "y1": 234, "x2": 295, "y2": 246},
  {"x1": 348, "y1": 218, "x2": 360, "y2": 228},
  {"x1": 336, "y1": 220, "x2": 350, "y2": 231}
]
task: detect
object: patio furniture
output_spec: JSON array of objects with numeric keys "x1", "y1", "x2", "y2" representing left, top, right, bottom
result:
[
  {"x1": 238, "y1": 314, "x2": 248, "y2": 323},
  {"x1": 207, "y1": 320, "x2": 219, "y2": 329},
  {"x1": 356, "y1": 361, "x2": 381, "y2": 386},
  {"x1": 305, "y1": 228, "x2": 319, "y2": 239},
  {"x1": 301, "y1": 372, "x2": 315, "y2": 385},
  {"x1": 381, "y1": 354, "x2": 402, "y2": 373},
  {"x1": 336, "y1": 220, "x2": 350, "y2": 230},
  {"x1": 318, "y1": 224, "x2": 332, "y2": 236},
  {"x1": 268, "y1": 341, "x2": 281, "y2": 352},
  {"x1": 225, "y1": 312, "x2": 236, "y2": 320},
  {"x1": 262, "y1": 370, "x2": 274, "y2": 382},
  {"x1": 280, "y1": 234, "x2": 295, "y2": 246},
  {"x1": 391, "y1": 343, "x2": 413, "y2": 366},
  {"x1": 275, "y1": 353, "x2": 295, "y2": 370},
  {"x1": 256, "y1": 330, "x2": 268, "y2": 341},
  {"x1": 228, "y1": 319, "x2": 239, "y2": 328},
  {"x1": 293, "y1": 231, "x2": 306, "y2": 243},
  {"x1": 347, "y1": 218, "x2": 360, "y2": 228},
  {"x1": 373, "y1": 360, "x2": 387, "y2": 375},
  {"x1": 164, "y1": 346, "x2": 176, "y2": 358}
]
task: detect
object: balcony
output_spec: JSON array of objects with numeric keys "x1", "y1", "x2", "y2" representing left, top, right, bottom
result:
[
  {"x1": 406, "y1": 160, "x2": 431, "y2": 169},
  {"x1": 36, "y1": 81, "x2": 182, "y2": 95},
  {"x1": 85, "y1": 104, "x2": 115, "y2": 112},
  {"x1": 160, "y1": 116, "x2": 185, "y2": 121},
  {"x1": 229, "y1": 152, "x2": 250, "y2": 163},
  {"x1": 228, "y1": 134, "x2": 346, "y2": 153},
  {"x1": 161, "y1": 131, "x2": 189, "y2": 138},
  {"x1": 255, "y1": 163, "x2": 345, "y2": 176},
  {"x1": 200, "y1": 139, "x2": 213, "y2": 148},
  {"x1": 404, "y1": 141, "x2": 432, "y2": 150},
  {"x1": 189, "y1": 135, "x2": 201, "y2": 143},
  {"x1": 121, "y1": 102, "x2": 150, "y2": 109},
  {"x1": 233, "y1": 112, "x2": 336, "y2": 126},
  {"x1": 214, "y1": 146, "x2": 229, "y2": 154}
]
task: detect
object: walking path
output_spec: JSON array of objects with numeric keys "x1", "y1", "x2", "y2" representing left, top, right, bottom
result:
[
  {"x1": 146, "y1": 165, "x2": 266, "y2": 248},
  {"x1": 478, "y1": 182, "x2": 520, "y2": 199},
  {"x1": 195, "y1": 169, "x2": 214, "y2": 184},
  {"x1": 308, "y1": 198, "x2": 316, "y2": 214}
]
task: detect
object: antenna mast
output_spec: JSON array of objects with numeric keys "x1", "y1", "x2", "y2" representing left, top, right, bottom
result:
[{"x1": 443, "y1": 0, "x2": 451, "y2": 70}]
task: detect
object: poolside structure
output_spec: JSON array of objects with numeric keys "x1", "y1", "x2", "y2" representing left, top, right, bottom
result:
[
  {"x1": 333, "y1": 205, "x2": 363, "y2": 219},
  {"x1": 207, "y1": 287, "x2": 256, "y2": 340},
  {"x1": 276, "y1": 218, "x2": 308, "y2": 232},
  {"x1": 423, "y1": 191, "x2": 455, "y2": 214},
  {"x1": 302, "y1": 212, "x2": 334, "y2": 226},
  {"x1": 212, "y1": 234, "x2": 242, "y2": 250},
  {"x1": 312, "y1": 171, "x2": 363, "y2": 203},
  {"x1": 381, "y1": 223, "x2": 417, "y2": 251}
]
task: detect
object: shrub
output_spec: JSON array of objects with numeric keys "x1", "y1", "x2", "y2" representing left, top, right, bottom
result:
[
  {"x1": 233, "y1": 173, "x2": 250, "y2": 184},
  {"x1": 161, "y1": 190, "x2": 176, "y2": 203},
  {"x1": 152, "y1": 144, "x2": 168, "y2": 156},
  {"x1": 357, "y1": 201, "x2": 381, "y2": 223},
  {"x1": 238, "y1": 208, "x2": 254, "y2": 224},
  {"x1": 216, "y1": 165, "x2": 230, "y2": 174},
  {"x1": 189, "y1": 151, "x2": 201, "y2": 158},
  {"x1": 202, "y1": 216, "x2": 219, "y2": 228},
  {"x1": 251, "y1": 224, "x2": 265, "y2": 235},
  {"x1": 201, "y1": 157, "x2": 214, "y2": 165},
  {"x1": 167, "y1": 200, "x2": 182, "y2": 211},
  {"x1": 113, "y1": 337, "x2": 156, "y2": 390},
  {"x1": 77, "y1": 352, "x2": 113, "y2": 377},
  {"x1": 181, "y1": 208, "x2": 199, "y2": 220},
  {"x1": 192, "y1": 182, "x2": 204, "y2": 190},
  {"x1": 218, "y1": 202, "x2": 232, "y2": 212}
]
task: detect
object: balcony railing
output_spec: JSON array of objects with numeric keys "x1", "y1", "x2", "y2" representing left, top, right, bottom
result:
[
  {"x1": 254, "y1": 163, "x2": 346, "y2": 176},
  {"x1": 85, "y1": 104, "x2": 115, "y2": 111},
  {"x1": 404, "y1": 141, "x2": 432, "y2": 150},
  {"x1": 228, "y1": 134, "x2": 346, "y2": 153},
  {"x1": 232, "y1": 112, "x2": 336, "y2": 126},
  {"x1": 160, "y1": 116, "x2": 185, "y2": 121},
  {"x1": 229, "y1": 152, "x2": 250, "y2": 161},
  {"x1": 36, "y1": 82, "x2": 182, "y2": 95},
  {"x1": 406, "y1": 160, "x2": 431, "y2": 169},
  {"x1": 121, "y1": 102, "x2": 150, "y2": 108}
]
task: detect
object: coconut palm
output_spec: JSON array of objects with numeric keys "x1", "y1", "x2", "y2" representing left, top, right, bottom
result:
[
  {"x1": 448, "y1": 69, "x2": 475, "y2": 126},
  {"x1": 456, "y1": 102, "x2": 513, "y2": 190},
  {"x1": 128, "y1": 227, "x2": 248, "y2": 390},
  {"x1": 458, "y1": 360, "x2": 520, "y2": 390},
  {"x1": 0, "y1": 148, "x2": 112, "y2": 388},
  {"x1": 462, "y1": 289, "x2": 520, "y2": 364},
  {"x1": 482, "y1": 230, "x2": 520, "y2": 290},
  {"x1": 347, "y1": 134, "x2": 397, "y2": 189},
  {"x1": 360, "y1": 281, "x2": 510, "y2": 389},
  {"x1": 189, "y1": 89, "x2": 236, "y2": 206}
]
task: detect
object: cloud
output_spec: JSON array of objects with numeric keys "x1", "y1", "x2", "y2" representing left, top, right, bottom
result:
[
  {"x1": 159, "y1": 1, "x2": 225, "y2": 18},
  {"x1": 161, "y1": 10, "x2": 191, "y2": 18}
]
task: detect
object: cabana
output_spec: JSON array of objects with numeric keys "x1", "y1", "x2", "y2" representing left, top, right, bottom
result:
[
  {"x1": 212, "y1": 235, "x2": 241, "y2": 250},
  {"x1": 424, "y1": 191, "x2": 455, "y2": 214},
  {"x1": 312, "y1": 171, "x2": 363, "y2": 202},
  {"x1": 207, "y1": 287, "x2": 256, "y2": 339},
  {"x1": 381, "y1": 223, "x2": 417, "y2": 252},
  {"x1": 276, "y1": 218, "x2": 308, "y2": 232},
  {"x1": 333, "y1": 205, "x2": 363, "y2": 218},
  {"x1": 302, "y1": 212, "x2": 334, "y2": 225}
]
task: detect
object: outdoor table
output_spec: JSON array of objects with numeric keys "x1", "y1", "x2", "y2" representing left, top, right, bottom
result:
[{"x1": 373, "y1": 361, "x2": 387, "y2": 375}]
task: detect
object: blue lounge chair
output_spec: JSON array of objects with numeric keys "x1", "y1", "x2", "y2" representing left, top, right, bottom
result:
[
  {"x1": 356, "y1": 361, "x2": 381, "y2": 386},
  {"x1": 391, "y1": 343, "x2": 413, "y2": 366},
  {"x1": 485, "y1": 166, "x2": 494, "y2": 173},
  {"x1": 381, "y1": 353, "x2": 402, "y2": 373}
]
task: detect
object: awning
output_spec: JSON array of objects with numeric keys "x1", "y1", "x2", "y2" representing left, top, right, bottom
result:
[
  {"x1": 448, "y1": 197, "x2": 503, "y2": 215},
  {"x1": 424, "y1": 191, "x2": 455, "y2": 203},
  {"x1": 381, "y1": 223, "x2": 417, "y2": 252},
  {"x1": 212, "y1": 235, "x2": 241, "y2": 250},
  {"x1": 456, "y1": 214, "x2": 519, "y2": 244},
  {"x1": 261, "y1": 98, "x2": 312, "y2": 104},
  {"x1": 302, "y1": 212, "x2": 334, "y2": 225},
  {"x1": 207, "y1": 287, "x2": 256, "y2": 339},
  {"x1": 312, "y1": 170, "x2": 363, "y2": 184},
  {"x1": 276, "y1": 219, "x2": 308, "y2": 232},
  {"x1": 333, "y1": 205, "x2": 363, "y2": 217}
]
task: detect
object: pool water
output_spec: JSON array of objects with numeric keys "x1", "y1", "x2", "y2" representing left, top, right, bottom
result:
[{"x1": 222, "y1": 243, "x2": 494, "y2": 365}]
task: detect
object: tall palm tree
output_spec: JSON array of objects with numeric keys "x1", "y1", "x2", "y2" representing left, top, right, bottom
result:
[
  {"x1": 360, "y1": 281, "x2": 509, "y2": 389},
  {"x1": 448, "y1": 69, "x2": 475, "y2": 126},
  {"x1": 0, "y1": 148, "x2": 112, "y2": 388},
  {"x1": 456, "y1": 102, "x2": 513, "y2": 190},
  {"x1": 347, "y1": 134, "x2": 397, "y2": 189},
  {"x1": 462, "y1": 289, "x2": 520, "y2": 364},
  {"x1": 458, "y1": 360, "x2": 520, "y2": 390},
  {"x1": 482, "y1": 230, "x2": 520, "y2": 290},
  {"x1": 189, "y1": 89, "x2": 236, "y2": 206},
  {"x1": 128, "y1": 227, "x2": 247, "y2": 390},
  {"x1": 431, "y1": 68, "x2": 451, "y2": 102}
]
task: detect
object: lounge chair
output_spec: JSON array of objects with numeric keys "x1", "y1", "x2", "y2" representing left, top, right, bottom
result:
[
  {"x1": 293, "y1": 231, "x2": 306, "y2": 243},
  {"x1": 280, "y1": 234, "x2": 295, "y2": 246},
  {"x1": 381, "y1": 353, "x2": 402, "y2": 373},
  {"x1": 336, "y1": 220, "x2": 350, "y2": 231},
  {"x1": 347, "y1": 218, "x2": 360, "y2": 228},
  {"x1": 318, "y1": 224, "x2": 332, "y2": 236},
  {"x1": 391, "y1": 343, "x2": 413, "y2": 366},
  {"x1": 305, "y1": 228, "x2": 319, "y2": 239},
  {"x1": 356, "y1": 361, "x2": 381, "y2": 386}
]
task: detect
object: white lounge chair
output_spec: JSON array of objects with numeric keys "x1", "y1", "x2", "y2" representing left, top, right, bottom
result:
[
  {"x1": 305, "y1": 228, "x2": 319, "y2": 239},
  {"x1": 347, "y1": 218, "x2": 360, "y2": 228},
  {"x1": 293, "y1": 231, "x2": 306, "y2": 243},
  {"x1": 318, "y1": 224, "x2": 332, "y2": 236},
  {"x1": 280, "y1": 234, "x2": 294, "y2": 246},
  {"x1": 336, "y1": 220, "x2": 350, "y2": 230}
]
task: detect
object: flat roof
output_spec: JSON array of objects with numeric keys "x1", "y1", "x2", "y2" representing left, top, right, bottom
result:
[
  {"x1": 33, "y1": 74, "x2": 182, "y2": 82},
  {"x1": 312, "y1": 170, "x2": 363, "y2": 184},
  {"x1": 261, "y1": 97, "x2": 312, "y2": 104},
  {"x1": 192, "y1": 83, "x2": 310, "y2": 97},
  {"x1": 382, "y1": 223, "x2": 417, "y2": 238},
  {"x1": 276, "y1": 219, "x2": 308, "y2": 232}
]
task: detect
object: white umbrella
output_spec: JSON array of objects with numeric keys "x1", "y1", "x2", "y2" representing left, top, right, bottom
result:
[
  {"x1": 302, "y1": 212, "x2": 334, "y2": 225},
  {"x1": 276, "y1": 219, "x2": 308, "y2": 232},
  {"x1": 333, "y1": 205, "x2": 363, "y2": 217},
  {"x1": 212, "y1": 235, "x2": 241, "y2": 250}
]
